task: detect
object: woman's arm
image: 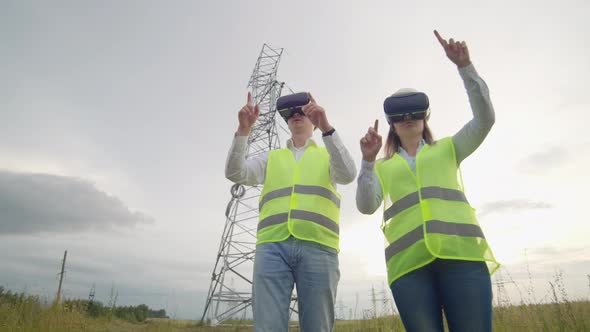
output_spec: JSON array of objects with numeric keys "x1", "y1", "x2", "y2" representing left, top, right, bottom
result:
[
  {"x1": 434, "y1": 30, "x2": 495, "y2": 163},
  {"x1": 357, "y1": 120, "x2": 384, "y2": 214},
  {"x1": 452, "y1": 64, "x2": 495, "y2": 163},
  {"x1": 356, "y1": 160, "x2": 383, "y2": 214}
]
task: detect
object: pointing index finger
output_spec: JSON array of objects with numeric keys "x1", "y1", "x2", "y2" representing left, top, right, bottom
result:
[
  {"x1": 373, "y1": 119, "x2": 379, "y2": 131},
  {"x1": 247, "y1": 92, "x2": 253, "y2": 105},
  {"x1": 434, "y1": 30, "x2": 447, "y2": 47}
]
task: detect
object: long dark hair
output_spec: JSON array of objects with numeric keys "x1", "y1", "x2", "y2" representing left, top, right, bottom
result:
[{"x1": 383, "y1": 120, "x2": 434, "y2": 159}]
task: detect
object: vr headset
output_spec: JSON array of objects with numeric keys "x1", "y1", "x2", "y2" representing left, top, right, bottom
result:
[
  {"x1": 383, "y1": 92, "x2": 430, "y2": 124},
  {"x1": 276, "y1": 92, "x2": 310, "y2": 122}
]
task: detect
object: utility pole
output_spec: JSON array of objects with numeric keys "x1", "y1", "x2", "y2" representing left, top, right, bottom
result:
[
  {"x1": 335, "y1": 299, "x2": 346, "y2": 320},
  {"x1": 354, "y1": 292, "x2": 359, "y2": 320},
  {"x1": 55, "y1": 250, "x2": 67, "y2": 304}
]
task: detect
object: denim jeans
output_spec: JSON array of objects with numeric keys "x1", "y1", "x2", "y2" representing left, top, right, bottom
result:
[
  {"x1": 390, "y1": 259, "x2": 492, "y2": 332},
  {"x1": 252, "y1": 236, "x2": 340, "y2": 332}
]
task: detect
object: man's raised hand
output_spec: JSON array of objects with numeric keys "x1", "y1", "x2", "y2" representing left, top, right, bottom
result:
[
  {"x1": 302, "y1": 93, "x2": 333, "y2": 133},
  {"x1": 237, "y1": 92, "x2": 260, "y2": 136}
]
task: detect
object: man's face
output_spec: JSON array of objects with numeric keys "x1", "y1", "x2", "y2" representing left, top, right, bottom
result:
[
  {"x1": 284, "y1": 108, "x2": 305, "y2": 121},
  {"x1": 287, "y1": 110, "x2": 314, "y2": 134}
]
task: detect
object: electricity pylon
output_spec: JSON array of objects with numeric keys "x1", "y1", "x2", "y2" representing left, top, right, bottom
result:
[{"x1": 201, "y1": 44, "x2": 297, "y2": 326}]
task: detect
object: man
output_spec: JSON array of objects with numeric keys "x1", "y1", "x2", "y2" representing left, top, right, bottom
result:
[{"x1": 225, "y1": 91, "x2": 356, "y2": 331}]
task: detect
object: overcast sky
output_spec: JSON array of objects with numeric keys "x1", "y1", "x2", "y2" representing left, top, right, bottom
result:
[{"x1": 1, "y1": 0, "x2": 589, "y2": 320}]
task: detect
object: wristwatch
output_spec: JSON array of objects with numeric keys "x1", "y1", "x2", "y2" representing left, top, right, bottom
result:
[{"x1": 322, "y1": 128, "x2": 336, "y2": 137}]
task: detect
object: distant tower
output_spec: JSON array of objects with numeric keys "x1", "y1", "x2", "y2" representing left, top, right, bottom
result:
[
  {"x1": 87, "y1": 283, "x2": 96, "y2": 312},
  {"x1": 493, "y1": 268, "x2": 514, "y2": 307},
  {"x1": 379, "y1": 282, "x2": 393, "y2": 316},
  {"x1": 88, "y1": 283, "x2": 96, "y2": 303},
  {"x1": 201, "y1": 44, "x2": 297, "y2": 326}
]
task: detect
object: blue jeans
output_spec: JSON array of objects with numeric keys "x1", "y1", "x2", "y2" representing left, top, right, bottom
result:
[
  {"x1": 252, "y1": 236, "x2": 339, "y2": 332},
  {"x1": 390, "y1": 259, "x2": 492, "y2": 332}
]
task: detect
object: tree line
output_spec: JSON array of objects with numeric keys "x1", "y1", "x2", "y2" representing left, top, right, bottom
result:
[{"x1": 0, "y1": 286, "x2": 168, "y2": 323}]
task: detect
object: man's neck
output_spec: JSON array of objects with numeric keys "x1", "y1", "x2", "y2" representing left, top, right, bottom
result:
[{"x1": 291, "y1": 132, "x2": 311, "y2": 148}]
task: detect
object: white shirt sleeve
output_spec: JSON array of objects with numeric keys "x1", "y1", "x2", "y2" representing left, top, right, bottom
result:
[
  {"x1": 224, "y1": 135, "x2": 268, "y2": 186},
  {"x1": 355, "y1": 159, "x2": 383, "y2": 215},
  {"x1": 453, "y1": 64, "x2": 496, "y2": 164},
  {"x1": 322, "y1": 130, "x2": 358, "y2": 185}
]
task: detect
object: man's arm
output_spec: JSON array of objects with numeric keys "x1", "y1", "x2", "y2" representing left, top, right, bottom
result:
[
  {"x1": 225, "y1": 92, "x2": 267, "y2": 185},
  {"x1": 323, "y1": 130, "x2": 357, "y2": 185},
  {"x1": 304, "y1": 93, "x2": 357, "y2": 184},
  {"x1": 225, "y1": 135, "x2": 267, "y2": 185}
]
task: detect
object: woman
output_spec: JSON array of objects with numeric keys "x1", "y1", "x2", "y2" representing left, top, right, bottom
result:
[{"x1": 356, "y1": 30, "x2": 500, "y2": 332}]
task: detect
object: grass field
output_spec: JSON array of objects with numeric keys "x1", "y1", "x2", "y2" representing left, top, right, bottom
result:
[
  {"x1": 2, "y1": 271, "x2": 589, "y2": 331},
  {"x1": 1, "y1": 300, "x2": 589, "y2": 331}
]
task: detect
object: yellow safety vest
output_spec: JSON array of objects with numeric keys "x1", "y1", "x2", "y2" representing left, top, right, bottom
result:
[
  {"x1": 375, "y1": 137, "x2": 499, "y2": 285},
  {"x1": 257, "y1": 143, "x2": 341, "y2": 251}
]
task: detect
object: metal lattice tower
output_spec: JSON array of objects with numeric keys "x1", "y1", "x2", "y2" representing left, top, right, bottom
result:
[
  {"x1": 492, "y1": 268, "x2": 514, "y2": 307},
  {"x1": 201, "y1": 44, "x2": 297, "y2": 326}
]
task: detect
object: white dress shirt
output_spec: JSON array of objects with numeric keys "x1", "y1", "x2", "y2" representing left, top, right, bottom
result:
[{"x1": 225, "y1": 130, "x2": 357, "y2": 187}]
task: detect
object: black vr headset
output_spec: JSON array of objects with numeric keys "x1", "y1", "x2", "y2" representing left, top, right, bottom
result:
[
  {"x1": 383, "y1": 92, "x2": 430, "y2": 124},
  {"x1": 276, "y1": 92, "x2": 310, "y2": 122}
]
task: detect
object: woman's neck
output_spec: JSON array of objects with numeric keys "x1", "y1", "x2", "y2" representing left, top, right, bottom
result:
[{"x1": 399, "y1": 136, "x2": 422, "y2": 157}]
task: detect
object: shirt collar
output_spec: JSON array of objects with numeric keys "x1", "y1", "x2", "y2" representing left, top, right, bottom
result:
[
  {"x1": 398, "y1": 138, "x2": 426, "y2": 156},
  {"x1": 287, "y1": 137, "x2": 317, "y2": 150}
]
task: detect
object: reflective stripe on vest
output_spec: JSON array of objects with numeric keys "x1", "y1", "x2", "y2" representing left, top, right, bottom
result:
[
  {"x1": 376, "y1": 137, "x2": 499, "y2": 285},
  {"x1": 259, "y1": 185, "x2": 341, "y2": 212},
  {"x1": 384, "y1": 187, "x2": 468, "y2": 221},
  {"x1": 258, "y1": 210, "x2": 340, "y2": 234},
  {"x1": 385, "y1": 221, "x2": 485, "y2": 262},
  {"x1": 257, "y1": 145, "x2": 341, "y2": 250}
]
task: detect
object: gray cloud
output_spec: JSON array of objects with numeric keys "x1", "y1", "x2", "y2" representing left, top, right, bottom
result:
[
  {"x1": 0, "y1": 170, "x2": 153, "y2": 234},
  {"x1": 0, "y1": 246, "x2": 212, "y2": 319},
  {"x1": 519, "y1": 146, "x2": 569, "y2": 173},
  {"x1": 478, "y1": 199, "x2": 553, "y2": 217},
  {"x1": 498, "y1": 249, "x2": 590, "y2": 281},
  {"x1": 493, "y1": 258, "x2": 590, "y2": 304},
  {"x1": 528, "y1": 246, "x2": 588, "y2": 261}
]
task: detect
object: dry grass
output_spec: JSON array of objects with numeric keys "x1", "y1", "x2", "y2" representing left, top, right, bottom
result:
[
  {"x1": 2, "y1": 302, "x2": 589, "y2": 332},
  {"x1": 2, "y1": 271, "x2": 589, "y2": 331}
]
